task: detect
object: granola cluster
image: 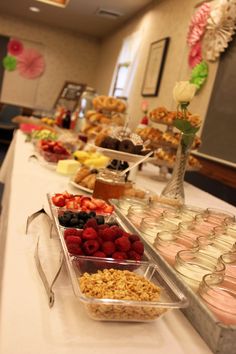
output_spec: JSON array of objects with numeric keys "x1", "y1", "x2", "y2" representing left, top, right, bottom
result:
[{"x1": 79, "y1": 268, "x2": 166, "y2": 321}]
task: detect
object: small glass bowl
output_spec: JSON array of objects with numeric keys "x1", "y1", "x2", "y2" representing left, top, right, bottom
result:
[
  {"x1": 174, "y1": 249, "x2": 225, "y2": 291},
  {"x1": 198, "y1": 273, "x2": 236, "y2": 325},
  {"x1": 127, "y1": 205, "x2": 153, "y2": 228},
  {"x1": 71, "y1": 256, "x2": 189, "y2": 322},
  {"x1": 153, "y1": 231, "x2": 197, "y2": 266},
  {"x1": 180, "y1": 221, "x2": 215, "y2": 238},
  {"x1": 140, "y1": 216, "x2": 178, "y2": 243},
  {"x1": 196, "y1": 236, "x2": 235, "y2": 259},
  {"x1": 163, "y1": 209, "x2": 194, "y2": 226},
  {"x1": 204, "y1": 208, "x2": 235, "y2": 225},
  {"x1": 179, "y1": 204, "x2": 205, "y2": 217},
  {"x1": 219, "y1": 252, "x2": 236, "y2": 278},
  {"x1": 117, "y1": 196, "x2": 148, "y2": 215}
]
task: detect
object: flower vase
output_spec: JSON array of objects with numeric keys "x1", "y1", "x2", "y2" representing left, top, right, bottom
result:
[{"x1": 160, "y1": 132, "x2": 195, "y2": 205}]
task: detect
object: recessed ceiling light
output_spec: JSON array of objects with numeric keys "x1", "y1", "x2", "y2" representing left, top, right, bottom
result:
[
  {"x1": 29, "y1": 6, "x2": 41, "y2": 12},
  {"x1": 35, "y1": 0, "x2": 70, "y2": 8}
]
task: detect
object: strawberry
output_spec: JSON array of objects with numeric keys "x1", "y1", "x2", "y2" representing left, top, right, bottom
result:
[
  {"x1": 102, "y1": 205, "x2": 114, "y2": 214},
  {"x1": 92, "y1": 199, "x2": 106, "y2": 208},
  {"x1": 66, "y1": 200, "x2": 79, "y2": 210},
  {"x1": 128, "y1": 234, "x2": 140, "y2": 243},
  {"x1": 131, "y1": 241, "x2": 144, "y2": 255},
  {"x1": 102, "y1": 241, "x2": 116, "y2": 256},
  {"x1": 83, "y1": 240, "x2": 100, "y2": 255},
  {"x1": 63, "y1": 191, "x2": 74, "y2": 200},
  {"x1": 128, "y1": 250, "x2": 142, "y2": 261},
  {"x1": 52, "y1": 195, "x2": 65, "y2": 207},
  {"x1": 115, "y1": 237, "x2": 131, "y2": 252},
  {"x1": 112, "y1": 252, "x2": 127, "y2": 260},
  {"x1": 82, "y1": 200, "x2": 97, "y2": 210},
  {"x1": 82, "y1": 227, "x2": 98, "y2": 240}
]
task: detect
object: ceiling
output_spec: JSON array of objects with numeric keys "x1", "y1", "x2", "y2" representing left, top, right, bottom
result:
[{"x1": 0, "y1": 0, "x2": 153, "y2": 38}]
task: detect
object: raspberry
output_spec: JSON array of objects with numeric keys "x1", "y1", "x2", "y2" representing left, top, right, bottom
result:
[
  {"x1": 84, "y1": 217, "x2": 98, "y2": 230},
  {"x1": 128, "y1": 250, "x2": 142, "y2": 261},
  {"x1": 82, "y1": 227, "x2": 98, "y2": 240},
  {"x1": 67, "y1": 244, "x2": 84, "y2": 255},
  {"x1": 98, "y1": 224, "x2": 109, "y2": 230},
  {"x1": 131, "y1": 241, "x2": 144, "y2": 255},
  {"x1": 93, "y1": 251, "x2": 106, "y2": 258},
  {"x1": 109, "y1": 225, "x2": 124, "y2": 238},
  {"x1": 128, "y1": 234, "x2": 140, "y2": 243},
  {"x1": 65, "y1": 235, "x2": 82, "y2": 246},
  {"x1": 83, "y1": 240, "x2": 100, "y2": 255},
  {"x1": 99, "y1": 228, "x2": 117, "y2": 242},
  {"x1": 112, "y1": 252, "x2": 127, "y2": 260},
  {"x1": 115, "y1": 236, "x2": 131, "y2": 252},
  {"x1": 64, "y1": 228, "x2": 82, "y2": 238},
  {"x1": 102, "y1": 241, "x2": 116, "y2": 256}
]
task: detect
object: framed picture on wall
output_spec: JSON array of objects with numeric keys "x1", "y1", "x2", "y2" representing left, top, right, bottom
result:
[{"x1": 141, "y1": 37, "x2": 170, "y2": 97}]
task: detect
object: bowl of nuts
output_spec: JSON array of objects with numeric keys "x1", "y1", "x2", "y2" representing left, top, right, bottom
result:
[{"x1": 71, "y1": 257, "x2": 188, "y2": 322}]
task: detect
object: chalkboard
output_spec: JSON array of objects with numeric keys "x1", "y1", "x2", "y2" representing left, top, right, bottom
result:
[{"x1": 198, "y1": 35, "x2": 236, "y2": 167}]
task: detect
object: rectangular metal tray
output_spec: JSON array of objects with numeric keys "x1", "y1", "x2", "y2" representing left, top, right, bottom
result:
[{"x1": 110, "y1": 200, "x2": 236, "y2": 354}]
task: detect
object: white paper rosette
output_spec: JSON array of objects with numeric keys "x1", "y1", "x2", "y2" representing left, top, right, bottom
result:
[{"x1": 202, "y1": 0, "x2": 236, "y2": 61}]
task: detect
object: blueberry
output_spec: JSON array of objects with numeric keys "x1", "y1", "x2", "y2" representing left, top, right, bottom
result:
[
  {"x1": 89, "y1": 211, "x2": 96, "y2": 218},
  {"x1": 69, "y1": 217, "x2": 79, "y2": 226},
  {"x1": 78, "y1": 211, "x2": 88, "y2": 220},
  {"x1": 58, "y1": 216, "x2": 70, "y2": 227},
  {"x1": 78, "y1": 223, "x2": 85, "y2": 229},
  {"x1": 107, "y1": 221, "x2": 119, "y2": 227},
  {"x1": 95, "y1": 215, "x2": 105, "y2": 225}
]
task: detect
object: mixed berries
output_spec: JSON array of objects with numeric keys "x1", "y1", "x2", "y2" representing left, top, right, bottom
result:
[
  {"x1": 52, "y1": 192, "x2": 114, "y2": 214},
  {"x1": 63, "y1": 218, "x2": 144, "y2": 261},
  {"x1": 58, "y1": 210, "x2": 104, "y2": 228}
]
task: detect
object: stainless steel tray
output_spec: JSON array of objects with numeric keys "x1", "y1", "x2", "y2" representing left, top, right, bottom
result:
[{"x1": 110, "y1": 199, "x2": 236, "y2": 354}]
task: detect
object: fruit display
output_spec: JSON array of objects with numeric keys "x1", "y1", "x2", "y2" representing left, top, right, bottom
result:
[
  {"x1": 38, "y1": 139, "x2": 71, "y2": 163},
  {"x1": 63, "y1": 217, "x2": 145, "y2": 261},
  {"x1": 31, "y1": 129, "x2": 58, "y2": 141},
  {"x1": 51, "y1": 193, "x2": 114, "y2": 214},
  {"x1": 73, "y1": 150, "x2": 109, "y2": 168},
  {"x1": 41, "y1": 117, "x2": 55, "y2": 126}
]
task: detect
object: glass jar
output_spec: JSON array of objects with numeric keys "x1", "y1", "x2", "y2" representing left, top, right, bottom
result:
[
  {"x1": 204, "y1": 208, "x2": 235, "y2": 225},
  {"x1": 180, "y1": 204, "x2": 205, "y2": 217},
  {"x1": 198, "y1": 273, "x2": 236, "y2": 325},
  {"x1": 93, "y1": 169, "x2": 126, "y2": 202},
  {"x1": 117, "y1": 196, "x2": 148, "y2": 215},
  {"x1": 127, "y1": 205, "x2": 153, "y2": 228},
  {"x1": 140, "y1": 216, "x2": 178, "y2": 243},
  {"x1": 180, "y1": 221, "x2": 215, "y2": 238},
  {"x1": 153, "y1": 231, "x2": 197, "y2": 266},
  {"x1": 75, "y1": 87, "x2": 96, "y2": 132},
  {"x1": 219, "y1": 252, "x2": 236, "y2": 278},
  {"x1": 213, "y1": 225, "x2": 236, "y2": 246},
  {"x1": 196, "y1": 236, "x2": 235, "y2": 259},
  {"x1": 174, "y1": 249, "x2": 225, "y2": 291},
  {"x1": 163, "y1": 209, "x2": 194, "y2": 226}
]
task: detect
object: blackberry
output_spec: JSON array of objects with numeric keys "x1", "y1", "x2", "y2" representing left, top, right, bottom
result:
[{"x1": 95, "y1": 215, "x2": 105, "y2": 225}]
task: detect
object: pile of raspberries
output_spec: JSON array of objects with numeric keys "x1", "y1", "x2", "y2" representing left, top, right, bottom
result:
[{"x1": 63, "y1": 217, "x2": 144, "y2": 261}]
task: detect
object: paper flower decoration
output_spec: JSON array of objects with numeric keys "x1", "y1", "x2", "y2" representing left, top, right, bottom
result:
[
  {"x1": 190, "y1": 61, "x2": 209, "y2": 90},
  {"x1": 187, "y1": 3, "x2": 211, "y2": 47},
  {"x1": 7, "y1": 39, "x2": 24, "y2": 56},
  {"x1": 202, "y1": 0, "x2": 236, "y2": 61},
  {"x1": 2, "y1": 55, "x2": 17, "y2": 71},
  {"x1": 188, "y1": 41, "x2": 202, "y2": 68},
  {"x1": 17, "y1": 48, "x2": 45, "y2": 79}
]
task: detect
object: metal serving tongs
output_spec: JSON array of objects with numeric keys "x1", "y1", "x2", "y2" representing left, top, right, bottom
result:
[
  {"x1": 26, "y1": 207, "x2": 63, "y2": 307},
  {"x1": 34, "y1": 238, "x2": 64, "y2": 307}
]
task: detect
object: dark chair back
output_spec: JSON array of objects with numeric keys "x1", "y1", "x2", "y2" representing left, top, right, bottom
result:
[{"x1": 0, "y1": 104, "x2": 22, "y2": 127}]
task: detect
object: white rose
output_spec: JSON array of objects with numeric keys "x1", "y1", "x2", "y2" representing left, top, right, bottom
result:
[{"x1": 173, "y1": 81, "x2": 197, "y2": 104}]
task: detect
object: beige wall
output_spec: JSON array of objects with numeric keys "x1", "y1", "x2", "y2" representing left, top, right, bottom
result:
[
  {"x1": 0, "y1": 14, "x2": 100, "y2": 110},
  {"x1": 95, "y1": 0, "x2": 218, "y2": 130}
]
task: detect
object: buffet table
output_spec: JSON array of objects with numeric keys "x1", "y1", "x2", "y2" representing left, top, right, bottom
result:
[{"x1": 0, "y1": 130, "x2": 235, "y2": 354}]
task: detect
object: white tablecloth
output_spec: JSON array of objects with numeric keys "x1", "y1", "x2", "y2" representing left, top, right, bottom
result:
[{"x1": 0, "y1": 130, "x2": 235, "y2": 354}]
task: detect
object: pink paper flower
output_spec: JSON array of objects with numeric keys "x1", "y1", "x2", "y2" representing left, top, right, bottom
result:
[
  {"x1": 7, "y1": 39, "x2": 24, "y2": 56},
  {"x1": 17, "y1": 48, "x2": 45, "y2": 79},
  {"x1": 188, "y1": 42, "x2": 202, "y2": 68},
  {"x1": 187, "y1": 3, "x2": 211, "y2": 47}
]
